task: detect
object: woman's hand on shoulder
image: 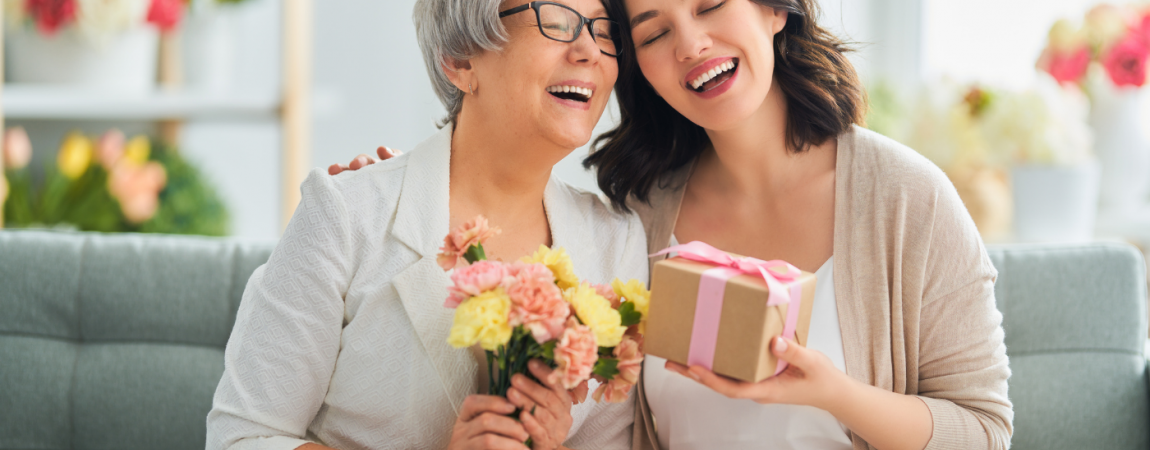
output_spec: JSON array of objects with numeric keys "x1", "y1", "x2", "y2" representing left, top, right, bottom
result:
[
  {"x1": 449, "y1": 395, "x2": 531, "y2": 450},
  {"x1": 327, "y1": 146, "x2": 402, "y2": 175},
  {"x1": 666, "y1": 336, "x2": 854, "y2": 411}
]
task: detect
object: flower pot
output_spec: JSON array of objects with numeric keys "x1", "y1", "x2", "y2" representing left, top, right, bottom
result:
[
  {"x1": 1089, "y1": 86, "x2": 1150, "y2": 216},
  {"x1": 1012, "y1": 163, "x2": 1101, "y2": 242},
  {"x1": 182, "y1": 4, "x2": 238, "y2": 93},
  {"x1": 5, "y1": 26, "x2": 159, "y2": 93}
]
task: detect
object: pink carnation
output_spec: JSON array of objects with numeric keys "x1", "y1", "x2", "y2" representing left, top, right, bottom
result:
[
  {"x1": 1104, "y1": 35, "x2": 1150, "y2": 87},
  {"x1": 27, "y1": 0, "x2": 76, "y2": 35},
  {"x1": 593, "y1": 335, "x2": 643, "y2": 403},
  {"x1": 548, "y1": 318, "x2": 598, "y2": 390},
  {"x1": 593, "y1": 284, "x2": 620, "y2": 309},
  {"x1": 506, "y1": 263, "x2": 569, "y2": 342},
  {"x1": 569, "y1": 380, "x2": 589, "y2": 404},
  {"x1": 437, "y1": 215, "x2": 501, "y2": 270},
  {"x1": 445, "y1": 260, "x2": 510, "y2": 308},
  {"x1": 147, "y1": 0, "x2": 183, "y2": 32},
  {"x1": 1042, "y1": 47, "x2": 1091, "y2": 85}
]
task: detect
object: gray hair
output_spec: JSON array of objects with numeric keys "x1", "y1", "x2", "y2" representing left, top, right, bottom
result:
[{"x1": 413, "y1": 0, "x2": 509, "y2": 126}]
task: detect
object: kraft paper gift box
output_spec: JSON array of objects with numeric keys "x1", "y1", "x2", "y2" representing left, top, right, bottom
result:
[{"x1": 645, "y1": 243, "x2": 817, "y2": 383}]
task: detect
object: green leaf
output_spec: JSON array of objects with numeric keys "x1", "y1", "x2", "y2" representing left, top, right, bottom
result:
[
  {"x1": 463, "y1": 243, "x2": 488, "y2": 263},
  {"x1": 618, "y1": 301, "x2": 642, "y2": 327},
  {"x1": 592, "y1": 358, "x2": 620, "y2": 379},
  {"x1": 541, "y1": 341, "x2": 556, "y2": 361}
]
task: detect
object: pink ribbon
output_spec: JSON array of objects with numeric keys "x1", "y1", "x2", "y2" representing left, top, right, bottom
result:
[{"x1": 652, "y1": 241, "x2": 804, "y2": 376}]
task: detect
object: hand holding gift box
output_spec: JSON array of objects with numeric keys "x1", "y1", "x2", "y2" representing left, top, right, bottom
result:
[{"x1": 645, "y1": 241, "x2": 816, "y2": 383}]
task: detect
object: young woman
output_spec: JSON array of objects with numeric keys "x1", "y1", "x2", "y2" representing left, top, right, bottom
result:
[
  {"x1": 207, "y1": 0, "x2": 644, "y2": 449},
  {"x1": 335, "y1": 1, "x2": 1012, "y2": 449}
]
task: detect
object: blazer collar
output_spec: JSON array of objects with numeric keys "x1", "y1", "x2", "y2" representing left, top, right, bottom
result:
[{"x1": 393, "y1": 124, "x2": 454, "y2": 258}]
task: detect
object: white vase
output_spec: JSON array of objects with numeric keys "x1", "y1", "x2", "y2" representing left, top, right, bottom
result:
[
  {"x1": 1089, "y1": 87, "x2": 1150, "y2": 216},
  {"x1": 1011, "y1": 163, "x2": 1101, "y2": 242},
  {"x1": 6, "y1": 26, "x2": 159, "y2": 93},
  {"x1": 182, "y1": 5, "x2": 238, "y2": 93}
]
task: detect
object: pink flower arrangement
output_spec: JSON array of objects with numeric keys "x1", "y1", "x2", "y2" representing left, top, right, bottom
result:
[
  {"x1": 1039, "y1": 5, "x2": 1150, "y2": 88},
  {"x1": 108, "y1": 160, "x2": 167, "y2": 224},
  {"x1": 439, "y1": 215, "x2": 648, "y2": 411},
  {"x1": 18, "y1": 0, "x2": 186, "y2": 38}
]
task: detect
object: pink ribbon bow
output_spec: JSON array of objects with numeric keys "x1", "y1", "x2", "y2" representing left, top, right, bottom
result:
[{"x1": 652, "y1": 241, "x2": 804, "y2": 377}]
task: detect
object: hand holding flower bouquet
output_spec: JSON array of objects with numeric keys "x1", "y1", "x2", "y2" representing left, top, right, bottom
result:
[{"x1": 440, "y1": 216, "x2": 649, "y2": 412}]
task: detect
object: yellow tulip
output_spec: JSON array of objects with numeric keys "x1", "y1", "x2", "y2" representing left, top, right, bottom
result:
[
  {"x1": 124, "y1": 135, "x2": 151, "y2": 165},
  {"x1": 57, "y1": 132, "x2": 93, "y2": 180}
]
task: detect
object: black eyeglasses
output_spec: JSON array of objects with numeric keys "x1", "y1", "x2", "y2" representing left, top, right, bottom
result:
[{"x1": 499, "y1": 1, "x2": 621, "y2": 57}]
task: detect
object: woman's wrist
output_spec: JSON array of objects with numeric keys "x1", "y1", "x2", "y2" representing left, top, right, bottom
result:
[{"x1": 818, "y1": 369, "x2": 864, "y2": 417}]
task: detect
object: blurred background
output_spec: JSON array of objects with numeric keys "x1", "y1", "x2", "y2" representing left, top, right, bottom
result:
[{"x1": 2, "y1": 0, "x2": 1150, "y2": 252}]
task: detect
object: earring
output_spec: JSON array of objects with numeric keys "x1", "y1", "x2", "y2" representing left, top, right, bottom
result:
[{"x1": 469, "y1": 83, "x2": 474, "y2": 95}]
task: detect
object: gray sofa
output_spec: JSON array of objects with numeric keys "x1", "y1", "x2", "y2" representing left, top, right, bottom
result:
[{"x1": 1, "y1": 230, "x2": 1147, "y2": 449}]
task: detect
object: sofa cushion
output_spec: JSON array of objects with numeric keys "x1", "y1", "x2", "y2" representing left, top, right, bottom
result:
[
  {"x1": 0, "y1": 231, "x2": 274, "y2": 450},
  {"x1": 989, "y1": 243, "x2": 1149, "y2": 450}
]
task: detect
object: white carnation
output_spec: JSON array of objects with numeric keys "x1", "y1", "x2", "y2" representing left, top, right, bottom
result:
[{"x1": 75, "y1": 0, "x2": 150, "y2": 44}]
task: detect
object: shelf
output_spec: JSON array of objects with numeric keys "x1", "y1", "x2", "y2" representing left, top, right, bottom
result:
[{"x1": 2, "y1": 84, "x2": 281, "y2": 120}]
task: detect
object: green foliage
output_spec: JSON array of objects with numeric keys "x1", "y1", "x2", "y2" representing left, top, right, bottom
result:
[
  {"x1": 592, "y1": 357, "x2": 620, "y2": 379},
  {"x1": 618, "y1": 301, "x2": 642, "y2": 327},
  {"x1": 139, "y1": 142, "x2": 229, "y2": 236},
  {"x1": 2, "y1": 137, "x2": 228, "y2": 236}
]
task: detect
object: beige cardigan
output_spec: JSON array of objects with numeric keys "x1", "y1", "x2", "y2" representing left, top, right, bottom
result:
[{"x1": 628, "y1": 126, "x2": 1013, "y2": 450}]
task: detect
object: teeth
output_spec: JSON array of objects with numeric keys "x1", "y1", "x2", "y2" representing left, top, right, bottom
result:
[
  {"x1": 546, "y1": 85, "x2": 593, "y2": 98},
  {"x1": 690, "y1": 60, "x2": 736, "y2": 90}
]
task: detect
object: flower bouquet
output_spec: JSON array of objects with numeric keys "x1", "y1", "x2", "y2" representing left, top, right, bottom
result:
[
  {"x1": 438, "y1": 216, "x2": 649, "y2": 409},
  {"x1": 2, "y1": 127, "x2": 229, "y2": 235}
]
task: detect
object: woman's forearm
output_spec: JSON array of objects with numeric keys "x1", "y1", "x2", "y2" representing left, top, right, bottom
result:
[{"x1": 827, "y1": 379, "x2": 933, "y2": 450}]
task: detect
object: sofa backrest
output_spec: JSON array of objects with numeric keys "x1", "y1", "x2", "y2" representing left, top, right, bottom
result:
[
  {"x1": 988, "y1": 243, "x2": 1150, "y2": 450},
  {"x1": 0, "y1": 231, "x2": 275, "y2": 450}
]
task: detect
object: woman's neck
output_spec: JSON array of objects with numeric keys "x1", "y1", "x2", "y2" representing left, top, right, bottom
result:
[
  {"x1": 448, "y1": 105, "x2": 561, "y2": 254},
  {"x1": 700, "y1": 80, "x2": 815, "y2": 197}
]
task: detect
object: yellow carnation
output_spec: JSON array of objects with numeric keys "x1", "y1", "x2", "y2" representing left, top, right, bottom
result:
[
  {"x1": 447, "y1": 288, "x2": 513, "y2": 351},
  {"x1": 124, "y1": 135, "x2": 151, "y2": 165},
  {"x1": 612, "y1": 278, "x2": 650, "y2": 334},
  {"x1": 565, "y1": 283, "x2": 626, "y2": 347},
  {"x1": 520, "y1": 245, "x2": 579, "y2": 290},
  {"x1": 57, "y1": 132, "x2": 94, "y2": 180}
]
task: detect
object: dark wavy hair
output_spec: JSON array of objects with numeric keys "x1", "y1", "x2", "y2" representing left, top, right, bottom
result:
[{"x1": 585, "y1": 0, "x2": 866, "y2": 211}]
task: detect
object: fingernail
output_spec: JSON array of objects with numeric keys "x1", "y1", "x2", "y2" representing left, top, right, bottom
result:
[
  {"x1": 687, "y1": 369, "x2": 701, "y2": 382},
  {"x1": 776, "y1": 336, "x2": 789, "y2": 353}
]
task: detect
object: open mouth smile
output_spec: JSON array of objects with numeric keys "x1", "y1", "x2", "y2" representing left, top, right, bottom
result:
[
  {"x1": 547, "y1": 85, "x2": 593, "y2": 103},
  {"x1": 687, "y1": 58, "x2": 739, "y2": 93}
]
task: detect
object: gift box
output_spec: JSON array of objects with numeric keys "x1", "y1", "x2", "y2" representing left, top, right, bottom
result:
[{"x1": 645, "y1": 242, "x2": 816, "y2": 383}]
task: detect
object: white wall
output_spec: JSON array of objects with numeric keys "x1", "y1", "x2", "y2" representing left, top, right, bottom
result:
[{"x1": 923, "y1": 0, "x2": 1108, "y2": 88}]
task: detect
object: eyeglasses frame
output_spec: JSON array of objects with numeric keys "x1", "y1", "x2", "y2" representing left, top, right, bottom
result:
[{"x1": 498, "y1": 1, "x2": 621, "y2": 57}]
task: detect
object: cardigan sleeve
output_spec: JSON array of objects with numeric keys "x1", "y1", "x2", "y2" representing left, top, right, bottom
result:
[
  {"x1": 914, "y1": 170, "x2": 1013, "y2": 450},
  {"x1": 206, "y1": 170, "x2": 356, "y2": 450}
]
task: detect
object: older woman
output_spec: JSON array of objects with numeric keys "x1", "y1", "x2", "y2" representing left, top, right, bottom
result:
[{"x1": 205, "y1": 1, "x2": 645, "y2": 449}]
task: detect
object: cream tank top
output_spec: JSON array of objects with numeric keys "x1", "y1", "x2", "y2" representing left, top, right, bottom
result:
[{"x1": 643, "y1": 253, "x2": 851, "y2": 450}]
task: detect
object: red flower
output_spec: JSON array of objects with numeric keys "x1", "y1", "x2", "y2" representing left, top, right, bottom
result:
[
  {"x1": 147, "y1": 0, "x2": 184, "y2": 32},
  {"x1": 26, "y1": 0, "x2": 76, "y2": 35},
  {"x1": 1103, "y1": 36, "x2": 1150, "y2": 87},
  {"x1": 1043, "y1": 47, "x2": 1092, "y2": 86}
]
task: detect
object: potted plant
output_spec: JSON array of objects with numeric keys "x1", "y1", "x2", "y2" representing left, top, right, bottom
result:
[
  {"x1": 5, "y1": 0, "x2": 186, "y2": 92},
  {"x1": 1037, "y1": 4, "x2": 1150, "y2": 226}
]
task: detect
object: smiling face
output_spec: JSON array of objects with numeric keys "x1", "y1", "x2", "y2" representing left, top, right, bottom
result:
[
  {"x1": 625, "y1": 0, "x2": 787, "y2": 131},
  {"x1": 459, "y1": 0, "x2": 619, "y2": 151}
]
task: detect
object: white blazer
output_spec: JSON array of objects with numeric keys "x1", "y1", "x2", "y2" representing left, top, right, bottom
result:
[{"x1": 207, "y1": 125, "x2": 649, "y2": 450}]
